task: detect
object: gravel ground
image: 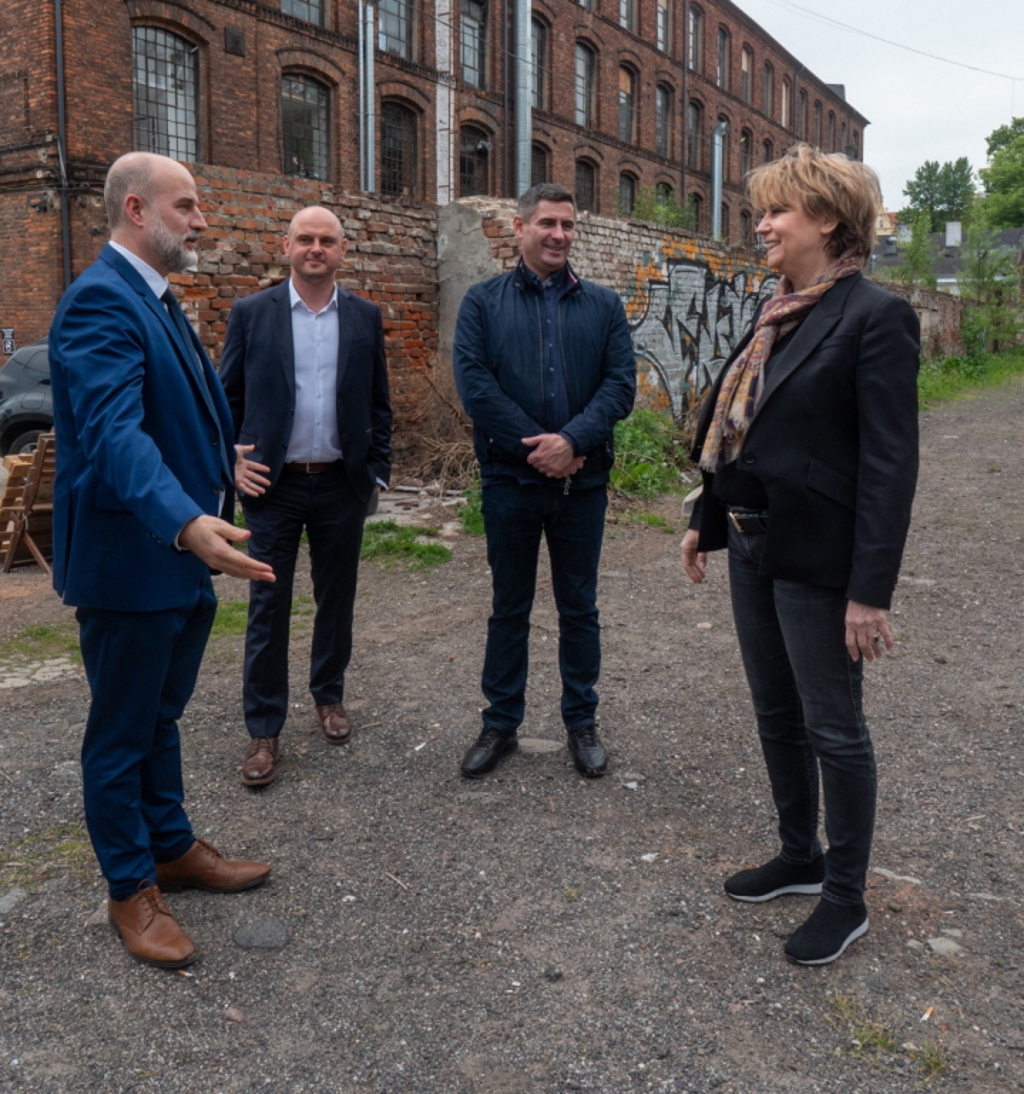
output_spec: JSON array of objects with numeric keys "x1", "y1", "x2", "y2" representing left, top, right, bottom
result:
[{"x1": 1, "y1": 378, "x2": 1023, "y2": 1094}]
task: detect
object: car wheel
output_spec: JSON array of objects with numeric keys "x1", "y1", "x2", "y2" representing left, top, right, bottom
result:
[{"x1": 7, "y1": 428, "x2": 44, "y2": 456}]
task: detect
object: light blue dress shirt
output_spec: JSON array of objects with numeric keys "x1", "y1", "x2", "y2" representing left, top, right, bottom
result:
[{"x1": 285, "y1": 279, "x2": 343, "y2": 464}]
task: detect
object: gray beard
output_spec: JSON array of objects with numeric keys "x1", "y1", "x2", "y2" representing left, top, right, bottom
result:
[{"x1": 150, "y1": 219, "x2": 199, "y2": 273}]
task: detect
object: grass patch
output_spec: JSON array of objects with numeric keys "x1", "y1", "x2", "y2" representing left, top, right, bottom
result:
[
  {"x1": 0, "y1": 823, "x2": 96, "y2": 892},
  {"x1": 828, "y1": 992, "x2": 948, "y2": 1080},
  {"x1": 211, "y1": 593, "x2": 316, "y2": 636},
  {"x1": 610, "y1": 510, "x2": 675, "y2": 532},
  {"x1": 0, "y1": 623, "x2": 81, "y2": 664},
  {"x1": 460, "y1": 470, "x2": 485, "y2": 536},
  {"x1": 918, "y1": 348, "x2": 1024, "y2": 407},
  {"x1": 361, "y1": 520, "x2": 451, "y2": 569},
  {"x1": 610, "y1": 409, "x2": 689, "y2": 499}
]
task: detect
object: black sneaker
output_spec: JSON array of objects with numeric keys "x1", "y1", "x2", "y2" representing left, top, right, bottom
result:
[
  {"x1": 724, "y1": 854, "x2": 824, "y2": 903},
  {"x1": 567, "y1": 725, "x2": 607, "y2": 778},
  {"x1": 784, "y1": 899, "x2": 869, "y2": 965},
  {"x1": 460, "y1": 729, "x2": 517, "y2": 779}
]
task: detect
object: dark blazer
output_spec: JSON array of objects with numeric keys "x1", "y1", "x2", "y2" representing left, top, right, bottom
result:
[
  {"x1": 690, "y1": 272, "x2": 920, "y2": 609},
  {"x1": 219, "y1": 280, "x2": 392, "y2": 504},
  {"x1": 49, "y1": 244, "x2": 236, "y2": 611}
]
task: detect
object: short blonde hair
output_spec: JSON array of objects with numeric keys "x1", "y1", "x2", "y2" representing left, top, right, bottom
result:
[{"x1": 746, "y1": 143, "x2": 881, "y2": 264}]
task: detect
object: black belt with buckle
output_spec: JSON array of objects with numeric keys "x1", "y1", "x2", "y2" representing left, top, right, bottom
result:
[
  {"x1": 728, "y1": 509, "x2": 769, "y2": 534},
  {"x1": 283, "y1": 460, "x2": 340, "y2": 474}
]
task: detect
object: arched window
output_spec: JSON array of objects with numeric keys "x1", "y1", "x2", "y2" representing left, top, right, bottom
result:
[
  {"x1": 618, "y1": 67, "x2": 636, "y2": 144},
  {"x1": 282, "y1": 0, "x2": 325, "y2": 27},
  {"x1": 687, "y1": 100, "x2": 703, "y2": 170},
  {"x1": 827, "y1": 111, "x2": 836, "y2": 152},
  {"x1": 461, "y1": 0, "x2": 486, "y2": 89},
  {"x1": 688, "y1": 5, "x2": 703, "y2": 71},
  {"x1": 655, "y1": 84, "x2": 672, "y2": 158},
  {"x1": 380, "y1": 0, "x2": 414, "y2": 59},
  {"x1": 740, "y1": 209, "x2": 753, "y2": 246},
  {"x1": 813, "y1": 100, "x2": 822, "y2": 148},
  {"x1": 688, "y1": 191, "x2": 703, "y2": 232},
  {"x1": 575, "y1": 159, "x2": 596, "y2": 212},
  {"x1": 619, "y1": 173, "x2": 636, "y2": 216},
  {"x1": 796, "y1": 87, "x2": 807, "y2": 139},
  {"x1": 762, "y1": 62, "x2": 774, "y2": 117},
  {"x1": 656, "y1": 0, "x2": 670, "y2": 53},
  {"x1": 657, "y1": 182, "x2": 673, "y2": 203},
  {"x1": 841, "y1": 121, "x2": 848, "y2": 155},
  {"x1": 575, "y1": 43, "x2": 595, "y2": 127},
  {"x1": 619, "y1": 0, "x2": 636, "y2": 33},
  {"x1": 740, "y1": 46, "x2": 753, "y2": 103},
  {"x1": 716, "y1": 27, "x2": 730, "y2": 90},
  {"x1": 531, "y1": 143, "x2": 548, "y2": 186},
  {"x1": 781, "y1": 76, "x2": 791, "y2": 129},
  {"x1": 720, "y1": 202, "x2": 730, "y2": 242},
  {"x1": 282, "y1": 74, "x2": 329, "y2": 180},
  {"x1": 851, "y1": 129, "x2": 860, "y2": 161},
  {"x1": 380, "y1": 101, "x2": 418, "y2": 198},
  {"x1": 717, "y1": 114, "x2": 730, "y2": 181},
  {"x1": 132, "y1": 26, "x2": 199, "y2": 161},
  {"x1": 762, "y1": 137, "x2": 773, "y2": 163},
  {"x1": 739, "y1": 127, "x2": 752, "y2": 178},
  {"x1": 531, "y1": 19, "x2": 549, "y2": 111},
  {"x1": 459, "y1": 125, "x2": 490, "y2": 196}
]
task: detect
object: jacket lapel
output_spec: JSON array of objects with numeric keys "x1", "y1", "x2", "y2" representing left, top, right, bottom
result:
[
  {"x1": 334, "y1": 288, "x2": 352, "y2": 390},
  {"x1": 755, "y1": 273, "x2": 861, "y2": 413},
  {"x1": 275, "y1": 281, "x2": 296, "y2": 398}
]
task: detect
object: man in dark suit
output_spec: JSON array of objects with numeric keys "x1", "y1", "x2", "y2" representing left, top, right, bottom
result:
[
  {"x1": 220, "y1": 206, "x2": 392, "y2": 787},
  {"x1": 49, "y1": 152, "x2": 274, "y2": 969}
]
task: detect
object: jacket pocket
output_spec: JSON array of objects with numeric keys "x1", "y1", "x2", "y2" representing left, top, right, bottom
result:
[{"x1": 806, "y1": 458, "x2": 856, "y2": 511}]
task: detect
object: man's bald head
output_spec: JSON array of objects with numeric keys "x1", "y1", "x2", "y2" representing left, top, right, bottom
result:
[
  {"x1": 287, "y1": 205, "x2": 344, "y2": 240},
  {"x1": 104, "y1": 152, "x2": 194, "y2": 230}
]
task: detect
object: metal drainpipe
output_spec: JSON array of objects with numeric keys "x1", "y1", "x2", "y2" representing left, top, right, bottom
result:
[
  {"x1": 711, "y1": 119, "x2": 727, "y2": 240},
  {"x1": 364, "y1": 3, "x2": 375, "y2": 192},
  {"x1": 514, "y1": 0, "x2": 531, "y2": 198},
  {"x1": 680, "y1": 0, "x2": 687, "y2": 210},
  {"x1": 358, "y1": 0, "x2": 366, "y2": 190},
  {"x1": 503, "y1": 0, "x2": 509, "y2": 196},
  {"x1": 54, "y1": 0, "x2": 72, "y2": 289}
]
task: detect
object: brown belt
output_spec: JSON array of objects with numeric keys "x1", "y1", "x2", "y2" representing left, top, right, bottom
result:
[{"x1": 282, "y1": 460, "x2": 340, "y2": 474}]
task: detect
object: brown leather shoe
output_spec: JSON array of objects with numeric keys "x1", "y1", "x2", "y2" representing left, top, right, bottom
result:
[
  {"x1": 109, "y1": 884, "x2": 196, "y2": 968},
  {"x1": 155, "y1": 838, "x2": 271, "y2": 893},
  {"x1": 241, "y1": 736, "x2": 280, "y2": 786},
  {"x1": 316, "y1": 702, "x2": 353, "y2": 745}
]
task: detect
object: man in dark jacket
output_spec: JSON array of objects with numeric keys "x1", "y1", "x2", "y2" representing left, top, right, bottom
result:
[{"x1": 453, "y1": 183, "x2": 636, "y2": 779}]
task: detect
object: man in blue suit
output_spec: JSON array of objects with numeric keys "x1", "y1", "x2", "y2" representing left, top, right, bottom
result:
[
  {"x1": 220, "y1": 205, "x2": 391, "y2": 787},
  {"x1": 49, "y1": 152, "x2": 275, "y2": 968}
]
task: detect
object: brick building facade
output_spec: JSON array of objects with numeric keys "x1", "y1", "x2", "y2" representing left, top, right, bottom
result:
[{"x1": 0, "y1": 0, "x2": 868, "y2": 414}]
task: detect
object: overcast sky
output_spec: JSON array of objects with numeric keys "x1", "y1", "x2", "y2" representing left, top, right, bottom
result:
[{"x1": 735, "y1": 0, "x2": 1024, "y2": 210}]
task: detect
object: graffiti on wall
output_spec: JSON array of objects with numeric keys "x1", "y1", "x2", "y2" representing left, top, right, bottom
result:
[{"x1": 623, "y1": 240, "x2": 778, "y2": 419}]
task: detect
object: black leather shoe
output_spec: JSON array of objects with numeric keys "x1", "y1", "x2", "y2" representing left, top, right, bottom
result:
[
  {"x1": 460, "y1": 729, "x2": 518, "y2": 779},
  {"x1": 567, "y1": 725, "x2": 607, "y2": 777}
]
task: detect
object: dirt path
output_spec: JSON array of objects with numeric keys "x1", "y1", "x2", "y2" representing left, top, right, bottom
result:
[{"x1": 1, "y1": 378, "x2": 1023, "y2": 1093}]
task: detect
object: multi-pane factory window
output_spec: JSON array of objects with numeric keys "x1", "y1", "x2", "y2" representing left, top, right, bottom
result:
[
  {"x1": 461, "y1": 0, "x2": 486, "y2": 88},
  {"x1": 575, "y1": 43, "x2": 595, "y2": 127},
  {"x1": 380, "y1": 0, "x2": 413, "y2": 60},
  {"x1": 655, "y1": 85, "x2": 672, "y2": 158},
  {"x1": 531, "y1": 18, "x2": 548, "y2": 111},
  {"x1": 459, "y1": 125, "x2": 490, "y2": 196},
  {"x1": 281, "y1": 0, "x2": 325, "y2": 27},
  {"x1": 281, "y1": 74, "x2": 329, "y2": 180},
  {"x1": 575, "y1": 160, "x2": 596, "y2": 212},
  {"x1": 132, "y1": 26, "x2": 199, "y2": 161},
  {"x1": 380, "y1": 101, "x2": 418, "y2": 198}
]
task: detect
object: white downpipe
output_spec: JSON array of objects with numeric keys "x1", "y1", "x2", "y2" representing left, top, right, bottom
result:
[
  {"x1": 364, "y1": 3, "x2": 376, "y2": 193},
  {"x1": 711, "y1": 119, "x2": 728, "y2": 240},
  {"x1": 514, "y1": 0, "x2": 532, "y2": 198},
  {"x1": 358, "y1": 0, "x2": 366, "y2": 191},
  {"x1": 436, "y1": 0, "x2": 453, "y2": 203}
]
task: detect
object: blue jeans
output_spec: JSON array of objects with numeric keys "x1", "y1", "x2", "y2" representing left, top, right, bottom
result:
[
  {"x1": 480, "y1": 479, "x2": 607, "y2": 732},
  {"x1": 727, "y1": 524, "x2": 876, "y2": 906}
]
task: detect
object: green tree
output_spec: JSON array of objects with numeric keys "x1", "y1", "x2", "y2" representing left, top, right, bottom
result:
[
  {"x1": 979, "y1": 118, "x2": 1024, "y2": 229},
  {"x1": 902, "y1": 158, "x2": 975, "y2": 231},
  {"x1": 629, "y1": 187, "x2": 694, "y2": 230},
  {"x1": 885, "y1": 213, "x2": 938, "y2": 289},
  {"x1": 957, "y1": 223, "x2": 1023, "y2": 355}
]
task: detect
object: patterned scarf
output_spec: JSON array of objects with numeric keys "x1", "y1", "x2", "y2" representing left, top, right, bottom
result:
[{"x1": 699, "y1": 256, "x2": 861, "y2": 472}]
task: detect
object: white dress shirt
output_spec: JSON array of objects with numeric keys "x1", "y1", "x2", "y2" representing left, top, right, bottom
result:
[
  {"x1": 285, "y1": 279, "x2": 343, "y2": 464},
  {"x1": 109, "y1": 240, "x2": 169, "y2": 299}
]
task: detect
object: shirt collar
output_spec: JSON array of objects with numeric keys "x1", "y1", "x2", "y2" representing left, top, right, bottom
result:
[
  {"x1": 289, "y1": 278, "x2": 339, "y2": 315},
  {"x1": 109, "y1": 240, "x2": 169, "y2": 300},
  {"x1": 517, "y1": 258, "x2": 576, "y2": 293}
]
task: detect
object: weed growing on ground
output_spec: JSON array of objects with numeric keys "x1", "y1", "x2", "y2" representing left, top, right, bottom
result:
[
  {"x1": 361, "y1": 521, "x2": 451, "y2": 569},
  {"x1": 0, "y1": 623, "x2": 81, "y2": 663},
  {"x1": 0, "y1": 823, "x2": 95, "y2": 892},
  {"x1": 918, "y1": 348, "x2": 1024, "y2": 407},
  {"x1": 611, "y1": 409, "x2": 688, "y2": 499},
  {"x1": 828, "y1": 992, "x2": 949, "y2": 1081},
  {"x1": 460, "y1": 470, "x2": 485, "y2": 536}
]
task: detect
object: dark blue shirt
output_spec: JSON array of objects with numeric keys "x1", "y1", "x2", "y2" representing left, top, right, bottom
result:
[{"x1": 520, "y1": 261, "x2": 575, "y2": 441}]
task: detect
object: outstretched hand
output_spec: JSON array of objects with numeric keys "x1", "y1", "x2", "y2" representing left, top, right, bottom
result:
[
  {"x1": 234, "y1": 444, "x2": 271, "y2": 498},
  {"x1": 179, "y1": 514, "x2": 276, "y2": 582}
]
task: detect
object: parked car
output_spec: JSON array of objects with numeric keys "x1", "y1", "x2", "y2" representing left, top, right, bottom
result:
[{"x1": 0, "y1": 340, "x2": 53, "y2": 457}]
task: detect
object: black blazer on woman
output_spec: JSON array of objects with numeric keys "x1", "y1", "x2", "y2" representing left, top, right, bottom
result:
[{"x1": 690, "y1": 272, "x2": 920, "y2": 610}]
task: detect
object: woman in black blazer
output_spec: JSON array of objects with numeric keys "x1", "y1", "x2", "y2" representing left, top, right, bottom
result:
[{"x1": 681, "y1": 144, "x2": 920, "y2": 965}]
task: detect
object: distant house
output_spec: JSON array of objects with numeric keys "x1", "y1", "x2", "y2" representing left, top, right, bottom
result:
[{"x1": 870, "y1": 223, "x2": 1024, "y2": 295}]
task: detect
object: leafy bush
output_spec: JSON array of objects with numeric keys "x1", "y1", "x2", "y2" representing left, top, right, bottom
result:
[
  {"x1": 918, "y1": 349, "x2": 1024, "y2": 406},
  {"x1": 610, "y1": 409, "x2": 688, "y2": 499}
]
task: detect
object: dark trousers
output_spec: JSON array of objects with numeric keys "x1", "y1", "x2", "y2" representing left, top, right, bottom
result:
[
  {"x1": 727, "y1": 524, "x2": 876, "y2": 907},
  {"x1": 241, "y1": 464, "x2": 368, "y2": 738},
  {"x1": 480, "y1": 479, "x2": 607, "y2": 732},
  {"x1": 77, "y1": 581, "x2": 216, "y2": 900}
]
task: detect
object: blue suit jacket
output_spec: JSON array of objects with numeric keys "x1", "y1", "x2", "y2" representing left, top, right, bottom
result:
[
  {"x1": 49, "y1": 243, "x2": 236, "y2": 611},
  {"x1": 219, "y1": 279, "x2": 392, "y2": 505}
]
